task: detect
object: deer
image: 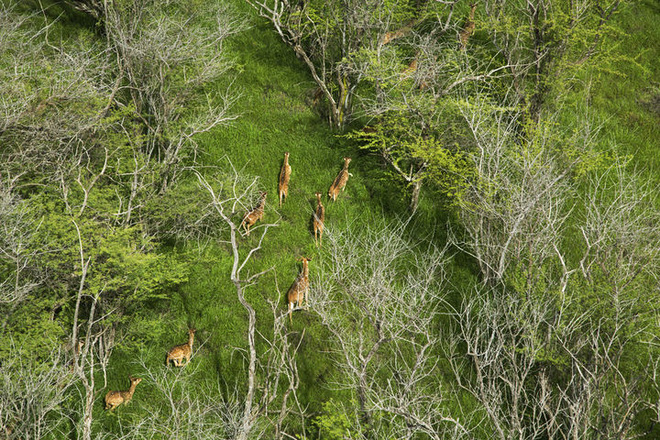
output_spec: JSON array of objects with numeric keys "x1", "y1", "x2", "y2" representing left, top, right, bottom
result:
[
  {"x1": 241, "y1": 192, "x2": 267, "y2": 236},
  {"x1": 104, "y1": 376, "x2": 142, "y2": 411},
  {"x1": 278, "y1": 152, "x2": 292, "y2": 207},
  {"x1": 328, "y1": 157, "x2": 352, "y2": 202},
  {"x1": 313, "y1": 192, "x2": 325, "y2": 247},
  {"x1": 166, "y1": 328, "x2": 196, "y2": 367},
  {"x1": 287, "y1": 257, "x2": 311, "y2": 324},
  {"x1": 459, "y1": 3, "x2": 477, "y2": 50}
]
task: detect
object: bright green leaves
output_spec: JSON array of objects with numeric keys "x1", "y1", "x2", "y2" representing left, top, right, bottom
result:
[{"x1": 349, "y1": 110, "x2": 472, "y2": 205}]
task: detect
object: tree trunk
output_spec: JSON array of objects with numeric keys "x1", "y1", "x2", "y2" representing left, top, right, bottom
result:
[{"x1": 409, "y1": 179, "x2": 422, "y2": 213}]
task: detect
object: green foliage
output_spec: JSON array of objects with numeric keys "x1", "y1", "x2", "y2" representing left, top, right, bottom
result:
[
  {"x1": 313, "y1": 399, "x2": 360, "y2": 440},
  {"x1": 349, "y1": 111, "x2": 472, "y2": 201}
]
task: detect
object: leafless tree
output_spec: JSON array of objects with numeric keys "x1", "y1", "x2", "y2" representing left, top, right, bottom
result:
[
  {"x1": 0, "y1": 180, "x2": 44, "y2": 324},
  {"x1": 101, "y1": 0, "x2": 244, "y2": 193},
  {"x1": 2, "y1": 1, "x2": 243, "y2": 227},
  {"x1": 0, "y1": 343, "x2": 73, "y2": 440},
  {"x1": 194, "y1": 161, "x2": 304, "y2": 440},
  {"x1": 0, "y1": 2, "x2": 112, "y2": 184},
  {"x1": 446, "y1": 155, "x2": 660, "y2": 439},
  {"x1": 448, "y1": 286, "x2": 559, "y2": 440},
  {"x1": 113, "y1": 356, "x2": 237, "y2": 440},
  {"x1": 312, "y1": 218, "x2": 468, "y2": 438},
  {"x1": 449, "y1": 88, "x2": 576, "y2": 285}
]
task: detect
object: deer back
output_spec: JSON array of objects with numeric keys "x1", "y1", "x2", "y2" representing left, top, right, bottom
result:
[
  {"x1": 243, "y1": 193, "x2": 267, "y2": 225},
  {"x1": 314, "y1": 193, "x2": 325, "y2": 223},
  {"x1": 279, "y1": 153, "x2": 291, "y2": 188}
]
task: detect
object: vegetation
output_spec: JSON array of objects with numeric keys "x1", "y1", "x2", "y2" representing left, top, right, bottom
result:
[{"x1": 1, "y1": 0, "x2": 659, "y2": 439}]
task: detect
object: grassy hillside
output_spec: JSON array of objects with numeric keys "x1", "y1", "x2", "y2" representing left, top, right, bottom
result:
[{"x1": 3, "y1": 0, "x2": 659, "y2": 438}]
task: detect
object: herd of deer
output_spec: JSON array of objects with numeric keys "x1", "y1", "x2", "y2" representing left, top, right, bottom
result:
[
  {"x1": 104, "y1": 155, "x2": 352, "y2": 410},
  {"x1": 246, "y1": 153, "x2": 352, "y2": 324}
]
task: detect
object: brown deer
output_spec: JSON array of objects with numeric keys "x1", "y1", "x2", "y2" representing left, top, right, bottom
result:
[
  {"x1": 313, "y1": 192, "x2": 325, "y2": 247},
  {"x1": 328, "y1": 157, "x2": 352, "y2": 202},
  {"x1": 459, "y1": 3, "x2": 477, "y2": 50},
  {"x1": 287, "y1": 257, "x2": 311, "y2": 323},
  {"x1": 241, "y1": 192, "x2": 267, "y2": 236},
  {"x1": 104, "y1": 376, "x2": 142, "y2": 410},
  {"x1": 166, "y1": 328, "x2": 196, "y2": 367},
  {"x1": 278, "y1": 152, "x2": 292, "y2": 207}
]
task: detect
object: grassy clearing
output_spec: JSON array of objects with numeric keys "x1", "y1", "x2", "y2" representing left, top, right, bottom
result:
[{"x1": 149, "y1": 1, "x2": 415, "y2": 420}]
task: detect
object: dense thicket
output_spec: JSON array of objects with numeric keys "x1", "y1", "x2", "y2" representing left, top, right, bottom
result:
[{"x1": 1, "y1": 0, "x2": 659, "y2": 439}]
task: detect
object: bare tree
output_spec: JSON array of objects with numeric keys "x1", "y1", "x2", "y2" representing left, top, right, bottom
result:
[
  {"x1": 312, "y1": 218, "x2": 468, "y2": 438},
  {"x1": 194, "y1": 161, "x2": 304, "y2": 440},
  {"x1": 446, "y1": 157, "x2": 660, "y2": 439},
  {"x1": 102, "y1": 0, "x2": 243, "y2": 193},
  {"x1": 115, "y1": 356, "x2": 237, "y2": 440},
  {"x1": 449, "y1": 89, "x2": 576, "y2": 284},
  {"x1": 1, "y1": 1, "x2": 243, "y2": 226},
  {"x1": 0, "y1": 343, "x2": 73, "y2": 440},
  {"x1": 0, "y1": 181, "x2": 44, "y2": 322},
  {"x1": 246, "y1": 0, "x2": 439, "y2": 129}
]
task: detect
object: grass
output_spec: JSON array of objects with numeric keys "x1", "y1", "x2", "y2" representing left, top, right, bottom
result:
[{"x1": 586, "y1": 0, "x2": 660, "y2": 172}]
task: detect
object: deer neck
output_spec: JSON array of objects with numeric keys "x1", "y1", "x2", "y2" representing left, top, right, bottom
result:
[
  {"x1": 127, "y1": 381, "x2": 138, "y2": 398},
  {"x1": 302, "y1": 261, "x2": 309, "y2": 280},
  {"x1": 188, "y1": 332, "x2": 195, "y2": 349},
  {"x1": 469, "y1": 5, "x2": 476, "y2": 21}
]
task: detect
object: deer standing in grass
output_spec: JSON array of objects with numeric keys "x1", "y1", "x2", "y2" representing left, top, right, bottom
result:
[
  {"x1": 328, "y1": 157, "x2": 352, "y2": 202},
  {"x1": 166, "y1": 328, "x2": 196, "y2": 367},
  {"x1": 287, "y1": 257, "x2": 311, "y2": 323},
  {"x1": 278, "y1": 152, "x2": 292, "y2": 207},
  {"x1": 459, "y1": 3, "x2": 477, "y2": 50},
  {"x1": 313, "y1": 192, "x2": 325, "y2": 247},
  {"x1": 104, "y1": 376, "x2": 142, "y2": 410},
  {"x1": 241, "y1": 192, "x2": 267, "y2": 236}
]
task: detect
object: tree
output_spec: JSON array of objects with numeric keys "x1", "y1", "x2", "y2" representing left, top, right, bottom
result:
[
  {"x1": 446, "y1": 130, "x2": 660, "y2": 438},
  {"x1": 312, "y1": 218, "x2": 468, "y2": 438},
  {"x1": 478, "y1": 0, "x2": 624, "y2": 122},
  {"x1": 246, "y1": 0, "x2": 439, "y2": 129},
  {"x1": 0, "y1": 179, "x2": 45, "y2": 328},
  {"x1": 0, "y1": 344, "x2": 73, "y2": 439},
  {"x1": 349, "y1": 111, "x2": 470, "y2": 212},
  {"x1": 101, "y1": 0, "x2": 243, "y2": 193},
  {"x1": 195, "y1": 162, "x2": 304, "y2": 440}
]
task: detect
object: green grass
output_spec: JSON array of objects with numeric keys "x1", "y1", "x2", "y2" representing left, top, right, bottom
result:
[{"x1": 587, "y1": 0, "x2": 660, "y2": 173}]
